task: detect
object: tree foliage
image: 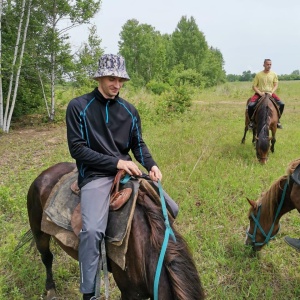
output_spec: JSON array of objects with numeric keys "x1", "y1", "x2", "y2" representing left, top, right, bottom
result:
[
  {"x1": 1, "y1": 11, "x2": 228, "y2": 131},
  {"x1": 72, "y1": 25, "x2": 104, "y2": 89},
  {"x1": 119, "y1": 16, "x2": 226, "y2": 90}
]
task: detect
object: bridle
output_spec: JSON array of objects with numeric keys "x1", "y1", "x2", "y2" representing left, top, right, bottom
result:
[{"x1": 246, "y1": 180, "x2": 288, "y2": 247}]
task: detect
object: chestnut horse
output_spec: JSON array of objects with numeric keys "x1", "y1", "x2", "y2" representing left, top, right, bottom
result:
[
  {"x1": 241, "y1": 94, "x2": 279, "y2": 164},
  {"x1": 23, "y1": 162, "x2": 204, "y2": 300},
  {"x1": 245, "y1": 158, "x2": 300, "y2": 251}
]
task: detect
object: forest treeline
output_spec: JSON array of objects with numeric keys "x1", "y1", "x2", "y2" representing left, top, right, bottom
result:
[
  {"x1": 227, "y1": 70, "x2": 300, "y2": 82},
  {"x1": 0, "y1": 1, "x2": 226, "y2": 132}
]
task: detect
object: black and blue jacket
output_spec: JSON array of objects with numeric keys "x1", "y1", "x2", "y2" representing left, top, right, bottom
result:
[{"x1": 66, "y1": 87, "x2": 157, "y2": 188}]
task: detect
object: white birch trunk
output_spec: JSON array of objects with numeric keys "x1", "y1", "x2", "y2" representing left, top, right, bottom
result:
[
  {"x1": 37, "y1": 68, "x2": 50, "y2": 118},
  {"x1": 49, "y1": 1, "x2": 57, "y2": 122},
  {"x1": 5, "y1": 0, "x2": 32, "y2": 132},
  {"x1": 0, "y1": 0, "x2": 3, "y2": 130},
  {"x1": 3, "y1": 0, "x2": 26, "y2": 132}
]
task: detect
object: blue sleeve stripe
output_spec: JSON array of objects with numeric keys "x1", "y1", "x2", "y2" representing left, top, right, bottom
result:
[
  {"x1": 105, "y1": 101, "x2": 110, "y2": 123},
  {"x1": 79, "y1": 97, "x2": 95, "y2": 148},
  {"x1": 117, "y1": 100, "x2": 135, "y2": 146},
  {"x1": 135, "y1": 118, "x2": 145, "y2": 167}
]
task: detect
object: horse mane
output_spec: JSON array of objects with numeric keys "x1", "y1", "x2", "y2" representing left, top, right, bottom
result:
[
  {"x1": 137, "y1": 192, "x2": 205, "y2": 300},
  {"x1": 286, "y1": 157, "x2": 300, "y2": 175},
  {"x1": 258, "y1": 157, "x2": 300, "y2": 223},
  {"x1": 258, "y1": 175, "x2": 287, "y2": 224}
]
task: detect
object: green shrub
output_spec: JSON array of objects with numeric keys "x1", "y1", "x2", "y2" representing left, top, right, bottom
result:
[
  {"x1": 157, "y1": 85, "x2": 192, "y2": 116},
  {"x1": 146, "y1": 80, "x2": 171, "y2": 95},
  {"x1": 169, "y1": 68, "x2": 206, "y2": 88}
]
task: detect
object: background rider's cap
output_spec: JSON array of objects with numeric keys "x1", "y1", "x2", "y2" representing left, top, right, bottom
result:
[{"x1": 93, "y1": 54, "x2": 130, "y2": 81}]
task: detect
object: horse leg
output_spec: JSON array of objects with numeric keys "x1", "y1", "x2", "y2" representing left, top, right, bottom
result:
[
  {"x1": 270, "y1": 137, "x2": 276, "y2": 153},
  {"x1": 34, "y1": 231, "x2": 57, "y2": 299},
  {"x1": 252, "y1": 128, "x2": 256, "y2": 145},
  {"x1": 241, "y1": 109, "x2": 250, "y2": 144},
  {"x1": 241, "y1": 125, "x2": 248, "y2": 144}
]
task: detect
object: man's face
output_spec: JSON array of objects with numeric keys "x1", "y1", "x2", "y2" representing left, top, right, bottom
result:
[
  {"x1": 263, "y1": 60, "x2": 272, "y2": 72},
  {"x1": 98, "y1": 76, "x2": 126, "y2": 99}
]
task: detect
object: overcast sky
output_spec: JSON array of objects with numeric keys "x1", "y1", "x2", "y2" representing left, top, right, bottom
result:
[{"x1": 68, "y1": 0, "x2": 300, "y2": 75}]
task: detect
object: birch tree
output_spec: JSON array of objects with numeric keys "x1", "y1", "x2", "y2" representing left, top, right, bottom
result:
[
  {"x1": 0, "y1": 0, "x2": 3, "y2": 131},
  {"x1": 1, "y1": 0, "x2": 29, "y2": 133},
  {"x1": 0, "y1": 1, "x2": 101, "y2": 132}
]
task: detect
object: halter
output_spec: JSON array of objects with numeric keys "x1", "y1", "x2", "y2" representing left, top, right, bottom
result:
[{"x1": 246, "y1": 180, "x2": 288, "y2": 247}]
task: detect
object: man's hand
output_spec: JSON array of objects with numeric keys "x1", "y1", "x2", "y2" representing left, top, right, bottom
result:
[
  {"x1": 149, "y1": 165, "x2": 162, "y2": 182},
  {"x1": 117, "y1": 160, "x2": 142, "y2": 176},
  {"x1": 259, "y1": 91, "x2": 265, "y2": 97}
]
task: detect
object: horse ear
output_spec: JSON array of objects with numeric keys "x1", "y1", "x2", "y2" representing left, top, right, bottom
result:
[{"x1": 247, "y1": 197, "x2": 257, "y2": 209}]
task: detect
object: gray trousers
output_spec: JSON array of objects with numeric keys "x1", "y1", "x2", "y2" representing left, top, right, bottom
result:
[{"x1": 79, "y1": 176, "x2": 179, "y2": 294}]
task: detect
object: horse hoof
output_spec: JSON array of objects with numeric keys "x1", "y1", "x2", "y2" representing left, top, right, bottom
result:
[{"x1": 46, "y1": 289, "x2": 57, "y2": 300}]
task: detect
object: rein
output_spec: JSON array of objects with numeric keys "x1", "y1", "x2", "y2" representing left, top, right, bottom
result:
[
  {"x1": 246, "y1": 179, "x2": 289, "y2": 247},
  {"x1": 154, "y1": 180, "x2": 176, "y2": 300}
]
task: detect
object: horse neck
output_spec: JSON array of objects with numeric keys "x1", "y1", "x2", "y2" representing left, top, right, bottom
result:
[{"x1": 256, "y1": 97, "x2": 270, "y2": 134}]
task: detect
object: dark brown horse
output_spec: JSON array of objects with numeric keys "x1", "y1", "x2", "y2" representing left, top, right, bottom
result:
[
  {"x1": 241, "y1": 94, "x2": 279, "y2": 164},
  {"x1": 245, "y1": 158, "x2": 300, "y2": 251},
  {"x1": 25, "y1": 162, "x2": 204, "y2": 300}
]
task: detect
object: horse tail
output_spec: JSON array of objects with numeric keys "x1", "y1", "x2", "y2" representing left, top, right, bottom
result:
[
  {"x1": 140, "y1": 194, "x2": 205, "y2": 299},
  {"x1": 14, "y1": 229, "x2": 34, "y2": 252}
]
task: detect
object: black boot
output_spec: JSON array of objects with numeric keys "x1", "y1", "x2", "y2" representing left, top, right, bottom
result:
[
  {"x1": 83, "y1": 292, "x2": 95, "y2": 300},
  {"x1": 284, "y1": 236, "x2": 300, "y2": 251},
  {"x1": 277, "y1": 101, "x2": 284, "y2": 129},
  {"x1": 247, "y1": 102, "x2": 256, "y2": 130}
]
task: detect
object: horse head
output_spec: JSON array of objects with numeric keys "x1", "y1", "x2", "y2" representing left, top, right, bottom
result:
[
  {"x1": 245, "y1": 159, "x2": 300, "y2": 252},
  {"x1": 245, "y1": 198, "x2": 280, "y2": 251},
  {"x1": 255, "y1": 129, "x2": 270, "y2": 164}
]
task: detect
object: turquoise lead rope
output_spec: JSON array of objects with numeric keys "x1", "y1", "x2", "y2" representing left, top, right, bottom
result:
[
  {"x1": 121, "y1": 174, "x2": 176, "y2": 299},
  {"x1": 154, "y1": 180, "x2": 176, "y2": 300}
]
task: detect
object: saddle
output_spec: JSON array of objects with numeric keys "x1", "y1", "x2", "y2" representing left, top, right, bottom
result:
[
  {"x1": 71, "y1": 170, "x2": 133, "y2": 236},
  {"x1": 42, "y1": 169, "x2": 140, "y2": 269},
  {"x1": 292, "y1": 164, "x2": 300, "y2": 185},
  {"x1": 251, "y1": 96, "x2": 281, "y2": 121}
]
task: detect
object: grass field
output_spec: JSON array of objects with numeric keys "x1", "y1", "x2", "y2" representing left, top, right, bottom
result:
[{"x1": 0, "y1": 81, "x2": 300, "y2": 299}]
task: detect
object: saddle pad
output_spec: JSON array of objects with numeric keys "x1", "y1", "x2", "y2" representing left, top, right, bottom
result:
[
  {"x1": 292, "y1": 163, "x2": 300, "y2": 185},
  {"x1": 45, "y1": 171, "x2": 79, "y2": 231}
]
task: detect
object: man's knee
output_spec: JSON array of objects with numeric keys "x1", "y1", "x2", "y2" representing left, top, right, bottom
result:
[{"x1": 167, "y1": 199, "x2": 179, "y2": 218}]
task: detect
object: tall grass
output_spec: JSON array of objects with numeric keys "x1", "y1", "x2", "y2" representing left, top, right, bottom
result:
[{"x1": 0, "y1": 81, "x2": 299, "y2": 299}]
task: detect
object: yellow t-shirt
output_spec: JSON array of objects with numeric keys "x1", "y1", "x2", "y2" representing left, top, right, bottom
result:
[{"x1": 252, "y1": 71, "x2": 278, "y2": 93}]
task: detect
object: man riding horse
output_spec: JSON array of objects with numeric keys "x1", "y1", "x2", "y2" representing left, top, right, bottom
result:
[
  {"x1": 248, "y1": 59, "x2": 284, "y2": 129},
  {"x1": 66, "y1": 54, "x2": 178, "y2": 300}
]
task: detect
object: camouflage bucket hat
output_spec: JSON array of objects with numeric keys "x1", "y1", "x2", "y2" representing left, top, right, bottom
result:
[{"x1": 93, "y1": 54, "x2": 130, "y2": 81}]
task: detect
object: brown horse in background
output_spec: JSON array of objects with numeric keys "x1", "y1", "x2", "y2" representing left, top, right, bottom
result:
[
  {"x1": 245, "y1": 158, "x2": 300, "y2": 251},
  {"x1": 241, "y1": 94, "x2": 279, "y2": 164},
  {"x1": 23, "y1": 162, "x2": 205, "y2": 300}
]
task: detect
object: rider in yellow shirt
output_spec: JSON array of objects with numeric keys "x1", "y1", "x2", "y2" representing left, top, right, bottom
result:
[{"x1": 248, "y1": 59, "x2": 284, "y2": 129}]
